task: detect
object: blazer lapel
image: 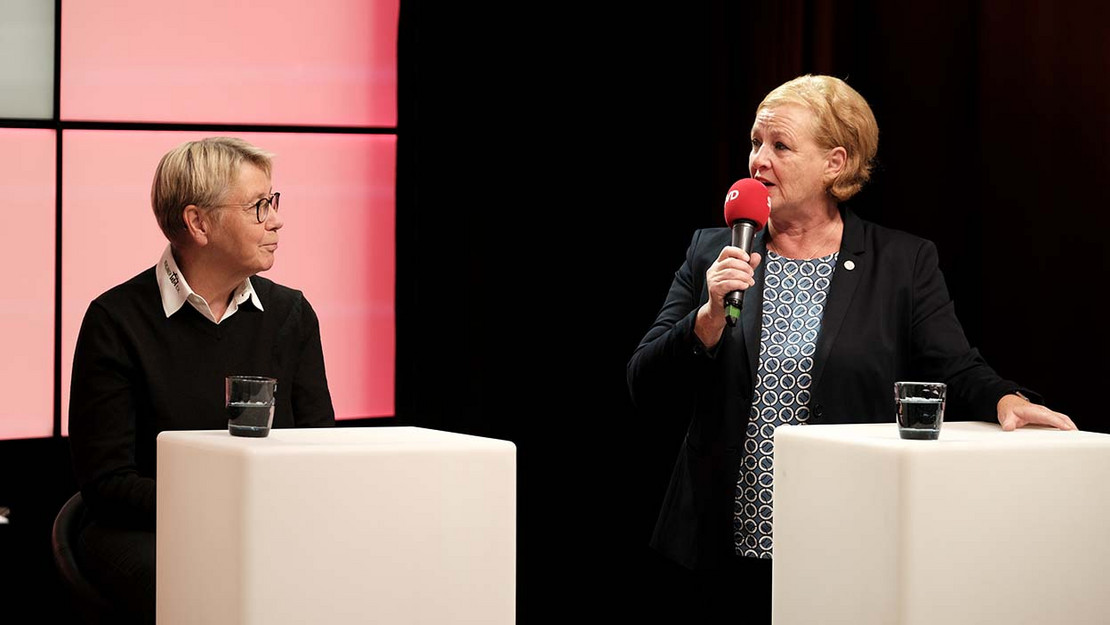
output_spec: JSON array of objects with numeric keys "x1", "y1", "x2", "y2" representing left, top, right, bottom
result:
[{"x1": 809, "y1": 208, "x2": 867, "y2": 391}]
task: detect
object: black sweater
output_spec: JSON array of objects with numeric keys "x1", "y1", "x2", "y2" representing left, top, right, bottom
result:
[{"x1": 68, "y1": 268, "x2": 335, "y2": 529}]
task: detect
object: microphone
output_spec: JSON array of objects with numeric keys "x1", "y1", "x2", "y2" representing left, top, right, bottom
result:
[{"x1": 722, "y1": 178, "x2": 771, "y2": 327}]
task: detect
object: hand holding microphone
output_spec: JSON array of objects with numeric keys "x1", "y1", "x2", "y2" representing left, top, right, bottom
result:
[{"x1": 721, "y1": 178, "x2": 771, "y2": 327}]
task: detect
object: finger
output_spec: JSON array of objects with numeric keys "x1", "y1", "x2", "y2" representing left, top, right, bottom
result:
[
  {"x1": 714, "y1": 258, "x2": 756, "y2": 274},
  {"x1": 998, "y1": 413, "x2": 1018, "y2": 431},
  {"x1": 719, "y1": 246, "x2": 751, "y2": 263},
  {"x1": 713, "y1": 278, "x2": 756, "y2": 295},
  {"x1": 711, "y1": 263, "x2": 755, "y2": 282},
  {"x1": 1040, "y1": 409, "x2": 1078, "y2": 431},
  {"x1": 1015, "y1": 405, "x2": 1077, "y2": 431}
]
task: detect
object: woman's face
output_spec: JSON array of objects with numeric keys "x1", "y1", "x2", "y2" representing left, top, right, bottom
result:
[
  {"x1": 748, "y1": 104, "x2": 836, "y2": 212},
  {"x1": 205, "y1": 162, "x2": 283, "y2": 279}
]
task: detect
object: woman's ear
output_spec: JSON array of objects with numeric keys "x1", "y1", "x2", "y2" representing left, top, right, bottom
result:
[
  {"x1": 825, "y1": 146, "x2": 847, "y2": 180},
  {"x1": 182, "y1": 205, "x2": 210, "y2": 246}
]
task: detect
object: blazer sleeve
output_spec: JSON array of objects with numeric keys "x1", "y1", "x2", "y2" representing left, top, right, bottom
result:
[
  {"x1": 626, "y1": 229, "x2": 722, "y2": 418},
  {"x1": 908, "y1": 239, "x2": 1036, "y2": 417}
]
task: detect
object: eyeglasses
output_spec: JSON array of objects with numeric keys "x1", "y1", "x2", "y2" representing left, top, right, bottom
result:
[{"x1": 211, "y1": 192, "x2": 280, "y2": 223}]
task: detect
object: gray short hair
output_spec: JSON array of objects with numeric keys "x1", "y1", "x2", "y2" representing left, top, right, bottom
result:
[{"x1": 151, "y1": 137, "x2": 274, "y2": 242}]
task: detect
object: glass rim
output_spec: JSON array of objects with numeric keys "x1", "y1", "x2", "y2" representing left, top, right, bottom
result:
[{"x1": 226, "y1": 375, "x2": 277, "y2": 383}]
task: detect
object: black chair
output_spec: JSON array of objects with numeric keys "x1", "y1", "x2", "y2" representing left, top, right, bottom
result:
[{"x1": 52, "y1": 491, "x2": 114, "y2": 622}]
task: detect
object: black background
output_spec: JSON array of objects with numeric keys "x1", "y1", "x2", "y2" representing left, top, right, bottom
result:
[{"x1": 3, "y1": 1, "x2": 1107, "y2": 622}]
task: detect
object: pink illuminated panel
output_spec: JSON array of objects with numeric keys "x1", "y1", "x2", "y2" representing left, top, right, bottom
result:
[
  {"x1": 62, "y1": 131, "x2": 395, "y2": 434},
  {"x1": 60, "y1": 0, "x2": 398, "y2": 126},
  {"x1": 258, "y1": 132, "x2": 396, "y2": 421},
  {"x1": 0, "y1": 130, "x2": 55, "y2": 440}
]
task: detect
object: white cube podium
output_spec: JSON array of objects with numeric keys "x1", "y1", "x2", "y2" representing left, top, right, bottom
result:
[
  {"x1": 772, "y1": 421, "x2": 1110, "y2": 625},
  {"x1": 156, "y1": 426, "x2": 516, "y2": 625}
]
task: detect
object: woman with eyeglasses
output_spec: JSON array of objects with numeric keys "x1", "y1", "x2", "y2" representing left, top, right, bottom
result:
[{"x1": 68, "y1": 136, "x2": 335, "y2": 623}]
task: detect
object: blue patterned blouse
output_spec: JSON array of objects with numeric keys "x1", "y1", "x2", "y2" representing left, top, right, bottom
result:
[{"x1": 734, "y1": 249, "x2": 838, "y2": 559}]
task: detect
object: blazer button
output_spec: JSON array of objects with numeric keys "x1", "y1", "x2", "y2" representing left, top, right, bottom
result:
[{"x1": 813, "y1": 403, "x2": 824, "y2": 419}]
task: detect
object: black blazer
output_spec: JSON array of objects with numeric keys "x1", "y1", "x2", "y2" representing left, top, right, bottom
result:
[{"x1": 626, "y1": 207, "x2": 1033, "y2": 570}]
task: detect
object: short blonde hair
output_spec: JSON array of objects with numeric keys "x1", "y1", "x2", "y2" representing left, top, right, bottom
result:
[
  {"x1": 757, "y1": 75, "x2": 879, "y2": 202},
  {"x1": 151, "y1": 137, "x2": 274, "y2": 242}
]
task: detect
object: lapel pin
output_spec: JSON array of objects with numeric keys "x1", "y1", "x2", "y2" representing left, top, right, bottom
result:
[{"x1": 844, "y1": 260, "x2": 856, "y2": 271}]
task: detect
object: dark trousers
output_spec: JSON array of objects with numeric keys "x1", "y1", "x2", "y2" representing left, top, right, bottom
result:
[
  {"x1": 643, "y1": 550, "x2": 773, "y2": 624},
  {"x1": 76, "y1": 518, "x2": 155, "y2": 625}
]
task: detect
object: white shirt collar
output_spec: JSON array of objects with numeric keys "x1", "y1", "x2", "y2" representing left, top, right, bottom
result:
[{"x1": 156, "y1": 244, "x2": 263, "y2": 324}]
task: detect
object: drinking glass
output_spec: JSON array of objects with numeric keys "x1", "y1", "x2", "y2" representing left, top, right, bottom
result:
[
  {"x1": 894, "y1": 381, "x2": 946, "y2": 440},
  {"x1": 226, "y1": 376, "x2": 276, "y2": 438}
]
